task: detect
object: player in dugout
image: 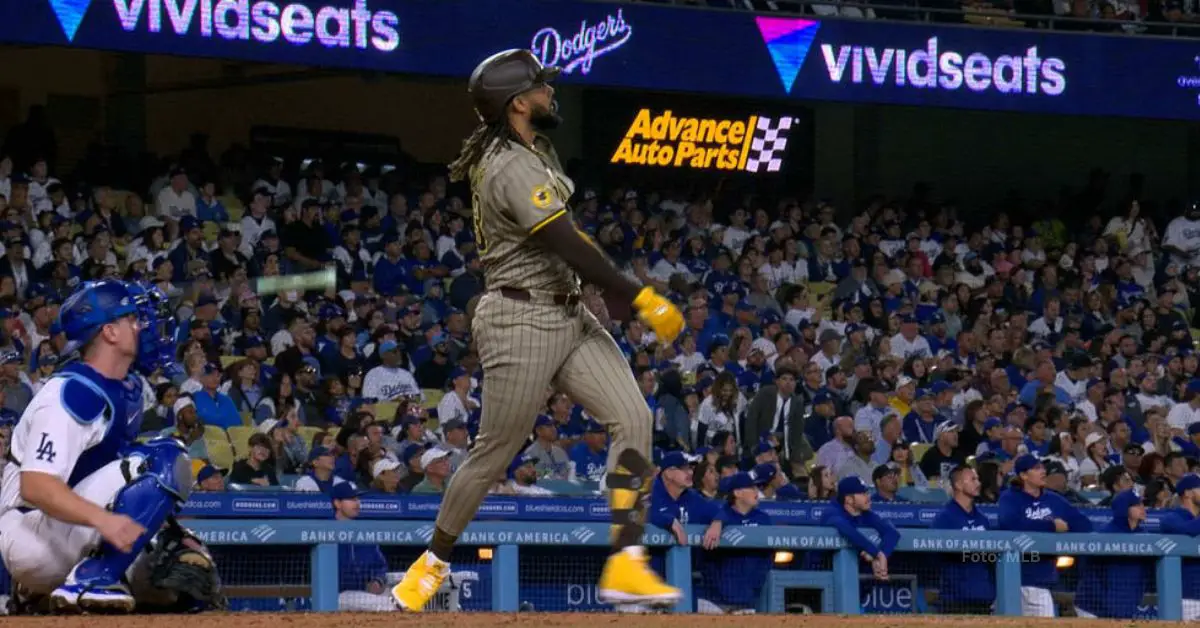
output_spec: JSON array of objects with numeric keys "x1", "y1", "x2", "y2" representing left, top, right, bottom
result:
[
  {"x1": 813, "y1": 476, "x2": 900, "y2": 579},
  {"x1": 996, "y1": 454, "x2": 1092, "y2": 617},
  {"x1": 696, "y1": 470, "x2": 772, "y2": 614},
  {"x1": 1159, "y1": 474, "x2": 1200, "y2": 620},
  {"x1": 1072, "y1": 489, "x2": 1150, "y2": 618},
  {"x1": 930, "y1": 464, "x2": 995, "y2": 615},
  {"x1": 331, "y1": 482, "x2": 391, "y2": 611}
]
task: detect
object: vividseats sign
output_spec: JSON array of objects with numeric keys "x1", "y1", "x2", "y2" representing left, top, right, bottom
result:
[{"x1": 9, "y1": 0, "x2": 1200, "y2": 119}]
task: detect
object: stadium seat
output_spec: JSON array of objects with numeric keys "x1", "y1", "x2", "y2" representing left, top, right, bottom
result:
[
  {"x1": 897, "y1": 486, "x2": 948, "y2": 504},
  {"x1": 423, "y1": 389, "x2": 445, "y2": 409},
  {"x1": 227, "y1": 426, "x2": 256, "y2": 453},
  {"x1": 203, "y1": 425, "x2": 229, "y2": 442},
  {"x1": 205, "y1": 435, "x2": 236, "y2": 470},
  {"x1": 911, "y1": 443, "x2": 933, "y2": 464},
  {"x1": 373, "y1": 401, "x2": 399, "y2": 422},
  {"x1": 222, "y1": 195, "x2": 245, "y2": 221},
  {"x1": 201, "y1": 221, "x2": 220, "y2": 243}
]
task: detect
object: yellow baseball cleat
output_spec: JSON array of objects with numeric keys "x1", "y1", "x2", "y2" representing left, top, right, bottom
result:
[
  {"x1": 597, "y1": 546, "x2": 682, "y2": 606},
  {"x1": 391, "y1": 550, "x2": 450, "y2": 612}
]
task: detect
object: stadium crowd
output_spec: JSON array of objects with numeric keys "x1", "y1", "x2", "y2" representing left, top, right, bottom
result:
[{"x1": 2, "y1": 126, "x2": 1200, "y2": 616}]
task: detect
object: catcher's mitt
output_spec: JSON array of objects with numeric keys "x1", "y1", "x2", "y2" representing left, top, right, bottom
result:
[{"x1": 145, "y1": 519, "x2": 227, "y2": 612}]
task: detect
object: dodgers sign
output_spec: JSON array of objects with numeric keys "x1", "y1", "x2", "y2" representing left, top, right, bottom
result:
[{"x1": 530, "y1": 8, "x2": 632, "y2": 76}]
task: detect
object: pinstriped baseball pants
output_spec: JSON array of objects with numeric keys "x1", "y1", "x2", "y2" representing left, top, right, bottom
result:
[{"x1": 435, "y1": 291, "x2": 651, "y2": 537}]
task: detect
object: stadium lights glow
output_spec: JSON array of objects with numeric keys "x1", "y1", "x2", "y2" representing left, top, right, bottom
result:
[
  {"x1": 478, "y1": 547, "x2": 494, "y2": 561},
  {"x1": 773, "y1": 551, "x2": 794, "y2": 564},
  {"x1": 1056, "y1": 556, "x2": 1074, "y2": 569}
]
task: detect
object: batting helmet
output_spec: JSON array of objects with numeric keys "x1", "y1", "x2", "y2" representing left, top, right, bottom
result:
[
  {"x1": 468, "y1": 49, "x2": 560, "y2": 123},
  {"x1": 58, "y1": 280, "x2": 140, "y2": 356}
]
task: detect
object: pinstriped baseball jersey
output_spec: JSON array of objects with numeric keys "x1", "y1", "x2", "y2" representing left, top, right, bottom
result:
[{"x1": 470, "y1": 135, "x2": 579, "y2": 293}]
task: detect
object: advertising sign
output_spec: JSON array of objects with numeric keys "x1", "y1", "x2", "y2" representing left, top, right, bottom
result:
[
  {"x1": 610, "y1": 109, "x2": 797, "y2": 173},
  {"x1": 7, "y1": 0, "x2": 1200, "y2": 119}
]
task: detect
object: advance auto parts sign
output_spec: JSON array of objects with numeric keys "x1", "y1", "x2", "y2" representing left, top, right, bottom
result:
[{"x1": 610, "y1": 109, "x2": 795, "y2": 173}]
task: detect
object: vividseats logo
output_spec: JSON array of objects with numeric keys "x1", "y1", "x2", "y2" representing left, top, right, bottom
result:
[
  {"x1": 531, "y1": 8, "x2": 632, "y2": 76},
  {"x1": 611, "y1": 108, "x2": 795, "y2": 173},
  {"x1": 757, "y1": 16, "x2": 1067, "y2": 97},
  {"x1": 47, "y1": 0, "x2": 400, "y2": 51}
]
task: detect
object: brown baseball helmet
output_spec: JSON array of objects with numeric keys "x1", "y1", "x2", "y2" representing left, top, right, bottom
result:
[{"x1": 468, "y1": 49, "x2": 560, "y2": 123}]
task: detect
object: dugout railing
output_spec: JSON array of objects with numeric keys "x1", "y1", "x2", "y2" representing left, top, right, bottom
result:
[{"x1": 186, "y1": 519, "x2": 1192, "y2": 618}]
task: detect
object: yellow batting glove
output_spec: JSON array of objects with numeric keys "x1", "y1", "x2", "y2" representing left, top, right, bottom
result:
[{"x1": 633, "y1": 287, "x2": 684, "y2": 344}]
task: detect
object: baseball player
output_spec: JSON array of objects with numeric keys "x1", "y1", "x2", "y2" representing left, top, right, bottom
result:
[
  {"x1": 0, "y1": 280, "x2": 221, "y2": 614},
  {"x1": 392, "y1": 49, "x2": 685, "y2": 611}
]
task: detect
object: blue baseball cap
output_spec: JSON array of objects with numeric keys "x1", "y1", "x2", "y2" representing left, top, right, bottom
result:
[
  {"x1": 307, "y1": 446, "x2": 334, "y2": 463},
  {"x1": 736, "y1": 300, "x2": 755, "y2": 312},
  {"x1": 534, "y1": 415, "x2": 555, "y2": 429},
  {"x1": 1188, "y1": 379, "x2": 1200, "y2": 395},
  {"x1": 399, "y1": 443, "x2": 424, "y2": 465},
  {"x1": 694, "y1": 446, "x2": 712, "y2": 458},
  {"x1": 721, "y1": 472, "x2": 758, "y2": 492},
  {"x1": 330, "y1": 481, "x2": 364, "y2": 501},
  {"x1": 0, "y1": 350, "x2": 21, "y2": 365},
  {"x1": 754, "y1": 441, "x2": 775, "y2": 456},
  {"x1": 761, "y1": 310, "x2": 782, "y2": 326},
  {"x1": 507, "y1": 452, "x2": 538, "y2": 478},
  {"x1": 836, "y1": 476, "x2": 870, "y2": 499},
  {"x1": 196, "y1": 464, "x2": 225, "y2": 484},
  {"x1": 1111, "y1": 489, "x2": 1142, "y2": 517},
  {"x1": 811, "y1": 391, "x2": 833, "y2": 407},
  {"x1": 660, "y1": 451, "x2": 699, "y2": 470},
  {"x1": 201, "y1": 362, "x2": 221, "y2": 375},
  {"x1": 983, "y1": 417, "x2": 1003, "y2": 432},
  {"x1": 179, "y1": 216, "x2": 201, "y2": 233},
  {"x1": 0, "y1": 408, "x2": 18, "y2": 426},
  {"x1": 1177, "y1": 474, "x2": 1200, "y2": 496},
  {"x1": 378, "y1": 340, "x2": 399, "y2": 354},
  {"x1": 930, "y1": 380, "x2": 952, "y2": 395},
  {"x1": 749, "y1": 463, "x2": 777, "y2": 485},
  {"x1": 914, "y1": 387, "x2": 933, "y2": 401},
  {"x1": 1014, "y1": 454, "x2": 1042, "y2": 475},
  {"x1": 584, "y1": 419, "x2": 605, "y2": 433}
]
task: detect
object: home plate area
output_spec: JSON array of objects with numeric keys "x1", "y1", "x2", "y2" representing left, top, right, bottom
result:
[{"x1": 0, "y1": 613, "x2": 1157, "y2": 628}]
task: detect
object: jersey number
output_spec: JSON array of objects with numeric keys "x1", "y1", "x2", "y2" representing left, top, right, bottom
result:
[
  {"x1": 471, "y1": 191, "x2": 489, "y2": 253},
  {"x1": 35, "y1": 432, "x2": 57, "y2": 463}
]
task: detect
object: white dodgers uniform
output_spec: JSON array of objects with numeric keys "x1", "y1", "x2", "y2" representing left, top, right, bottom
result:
[{"x1": 0, "y1": 362, "x2": 148, "y2": 595}]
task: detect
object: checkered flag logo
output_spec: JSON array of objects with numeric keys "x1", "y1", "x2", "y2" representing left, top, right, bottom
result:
[
  {"x1": 1013, "y1": 534, "x2": 1035, "y2": 553},
  {"x1": 743, "y1": 116, "x2": 794, "y2": 173},
  {"x1": 1156, "y1": 538, "x2": 1178, "y2": 553}
]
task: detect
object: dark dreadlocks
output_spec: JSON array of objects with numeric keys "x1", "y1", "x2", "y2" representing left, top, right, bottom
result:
[{"x1": 447, "y1": 122, "x2": 523, "y2": 182}]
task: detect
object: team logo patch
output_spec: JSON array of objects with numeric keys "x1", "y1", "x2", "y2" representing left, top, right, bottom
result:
[{"x1": 531, "y1": 185, "x2": 554, "y2": 209}]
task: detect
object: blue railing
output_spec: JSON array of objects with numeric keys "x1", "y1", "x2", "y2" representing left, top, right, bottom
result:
[{"x1": 187, "y1": 518, "x2": 1194, "y2": 618}]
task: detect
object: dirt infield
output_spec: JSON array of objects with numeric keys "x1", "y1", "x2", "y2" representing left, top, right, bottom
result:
[{"x1": 0, "y1": 613, "x2": 1154, "y2": 628}]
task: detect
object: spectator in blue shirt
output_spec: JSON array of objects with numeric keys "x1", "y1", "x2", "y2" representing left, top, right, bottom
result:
[
  {"x1": 996, "y1": 454, "x2": 1093, "y2": 617},
  {"x1": 329, "y1": 483, "x2": 392, "y2": 611},
  {"x1": 192, "y1": 362, "x2": 242, "y2": 429},
  {"x1": 930, "y1": 464, "x2": 994, "y2": 615},
  {"x1": 697, "y1": 471, "x2": 772, "y2": 614},
  {"x1": 1160, "y1": 474, "x2": 1200, "y2": 620},
  {"x1": 195, "y1": 179, "x2": 229, "y2": 223},
  {"x1": 569, "y1": 420, "x2": 608, "y2": 483},
  {"x1": 871, "y1": 464, "x2": 907, "y2": 503},
  {"x1": 1073, "y1": 490, "x2": 1150, "y2": 618},
  {"x1": 373, "y1": 232, "x2": 406, "y2": 297},
  {"x1": 818, "y1": 476, "x2": 900, "y2": 579}
]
